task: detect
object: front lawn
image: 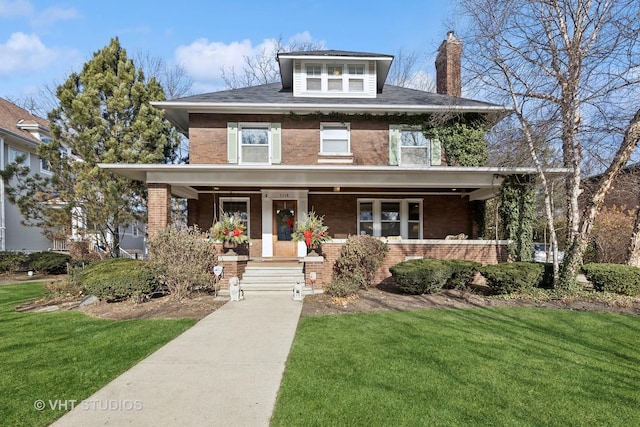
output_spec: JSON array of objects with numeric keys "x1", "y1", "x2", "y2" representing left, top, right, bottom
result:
[
  {"x1": 273, "y1": 308, "x2": 640, "y2": 426},
  {"x1": 0, "y1": 282, "x2": 195, "y2": 427}
]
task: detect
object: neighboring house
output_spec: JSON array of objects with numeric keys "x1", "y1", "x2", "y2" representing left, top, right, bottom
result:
[
  {"x1": 0, "y1": 98, "x2": 146, "y2": 257},
  {"x1": 102, "y1": 33, "x2": 566, "y2": 285},
  {"x1": 0, "y1": 98, "x2": 53, "y2": 252}
]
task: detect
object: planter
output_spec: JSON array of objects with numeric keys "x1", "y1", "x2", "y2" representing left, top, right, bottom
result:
[{"x1": 223, "y1": 241, "x2": 238, "y2": 255}]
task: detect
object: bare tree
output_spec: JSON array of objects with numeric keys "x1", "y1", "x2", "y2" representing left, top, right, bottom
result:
[
  {"x1": 221, "y1": 35, "x2": 325, "y2": 89},
  {"x1": 457, "y1": 0, "x2": 640, "y2": 289},
  {"x1": 134, "y1": 51, "x2": 194, "y2": 100},
  {"x1": 386, "y1": 48, "x2": 436, "y2": 91}
]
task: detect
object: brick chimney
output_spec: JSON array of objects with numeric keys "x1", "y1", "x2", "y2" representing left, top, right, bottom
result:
[{"x1": 435, "y1": 31, "x2": 462, "y2": 97}]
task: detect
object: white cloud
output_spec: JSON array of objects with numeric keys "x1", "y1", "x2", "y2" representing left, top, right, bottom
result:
[
  {"x1": 31, "y1": 5, "x2": 79, "y2": 26},
  {"x1": 0, "y1": 0, "x2": 33, "y2": 18},
  {"x1": 0, "y1": 32, "x2": 75, "y2": 75},
  {"x1": 175, "y1": 33, "x2": 324, "y2": 91}
]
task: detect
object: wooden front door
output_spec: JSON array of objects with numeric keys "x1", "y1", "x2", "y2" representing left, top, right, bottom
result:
[{"x1": 273, "y1": 200, "x2": 297, "y2": 257}]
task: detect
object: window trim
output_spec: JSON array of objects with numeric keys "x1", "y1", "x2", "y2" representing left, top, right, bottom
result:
[
  {"x1": 238, "y1": 123, "x2": 271, "y2": 165},
  {"x1": 303, "y1": 62, "x2": 368, "y2": 94},
  {"x1": 320, "y1": 122, "x2": 351, "y2": 155},
  {"x1": 219, "y1": 197, "x2": 251, "y2": 236},
  {"x1": 357, "y1": 199, "x2": 423, "y2": 239}
]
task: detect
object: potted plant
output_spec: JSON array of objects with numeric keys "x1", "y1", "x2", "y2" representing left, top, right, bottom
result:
[
  {"x1": 210, "y1": 212, "x2": 250, "y2": 255},
  {"x1": 292, "y1": 211, "x2": 331, "y2": 255}
]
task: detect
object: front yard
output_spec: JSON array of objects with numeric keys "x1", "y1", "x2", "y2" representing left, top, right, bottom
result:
[
  {"x1": 273, "y1": 307, "x2": 640, "y2": 426},
  {"x1": 0, "y1": 282, "x2": 196, "y2": 427}
]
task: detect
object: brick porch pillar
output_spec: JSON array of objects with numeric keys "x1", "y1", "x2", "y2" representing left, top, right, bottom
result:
[{"x1": 148, "y1": 183, "x2": 171, "y2": 238}]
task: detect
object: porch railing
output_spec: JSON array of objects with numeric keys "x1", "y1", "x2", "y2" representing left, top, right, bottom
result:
[{"x1": 52, "y1": 238, "x2": 70, "y2": 252}]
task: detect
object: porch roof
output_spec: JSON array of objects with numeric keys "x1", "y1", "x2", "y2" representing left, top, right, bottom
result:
[{"x1": 99, "y1": 164, "x2": 570, "y2": 201}]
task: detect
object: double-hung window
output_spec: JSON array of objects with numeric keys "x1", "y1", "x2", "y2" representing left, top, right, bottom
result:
[
  {"x1": 320, "y1": 123, "x2": 350, "y2": 155},
  {"x1": 306, "y1": 64, "x2": 322, "y2": 91},
  {"x1": 358, "y1": 199, "x2": 423, "y2": 239},
  {"x1": 239, "y1": 124, "x2": 270, "y2": 164},
  {"x1": 400, "y1": 127, "x2": 430, "y2": 166},
  {"x1": 347, "y1": 64, "x2": 364, "y2": 92},
  {"x1": 327, "y1": 65, "x2": 343, "y2": 91},
  {"x1": 220, "y1": 198, "x2": 250, "y2": 235}
]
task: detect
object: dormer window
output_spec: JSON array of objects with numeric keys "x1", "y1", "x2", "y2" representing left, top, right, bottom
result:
[
  {"x1": 348, "y1": 64, "x2": 364, "y2": 92},
  {"x1": 306, "y1": 64, "x2": 322, "y2": 91},
  {"x1": 327, "y1": 65, "x2": 343, "y2": 91},
  {"x1": 299, "y1": 61, "x2": 374, "y2": 97}
]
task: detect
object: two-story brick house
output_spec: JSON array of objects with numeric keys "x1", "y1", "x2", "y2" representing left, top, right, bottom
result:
[{"x1": 103, "y1": 33, "x2": 565, "y2": 286}]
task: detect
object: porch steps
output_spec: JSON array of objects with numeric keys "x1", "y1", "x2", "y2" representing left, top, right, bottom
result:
[{"x1": 239, "y1": 261, "x2": 316, "y2": 294}]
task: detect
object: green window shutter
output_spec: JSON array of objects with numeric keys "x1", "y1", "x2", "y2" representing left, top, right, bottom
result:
[
  {"x1": 227, "y1": 122, "x2": 238, "y2": 164},
  {"x1": 271, "y1": 123, "x2": 282, "y2": 164},
  {"x1": 431, "y1": 138, "x2": 442, "y2": 166},
  {"x1": 389, "y1": 124, "x2": 400, "y2": 165}
]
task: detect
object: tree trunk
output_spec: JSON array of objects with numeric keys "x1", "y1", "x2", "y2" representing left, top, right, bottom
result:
[
  {"x1": 626, "y1": 212, "x2": 640, "y2": 266},
  {"x1": 558, "y1": 109, "x2": 640, "y2": 288}
]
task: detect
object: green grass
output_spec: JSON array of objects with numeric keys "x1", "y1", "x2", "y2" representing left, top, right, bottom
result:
[
  {"x1": 0, "y1": 282, "x2": 196, "y2": 427},
  {"x1": 272, "y1": 308, "x2": 640, "y2": 426}
]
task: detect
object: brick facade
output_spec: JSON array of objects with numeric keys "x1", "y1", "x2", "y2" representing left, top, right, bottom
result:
[
  {"x1": 147, "y1": 183, "x2": 171, "y2": 238},
  {"x1": 189, "y1": 114, "x2": 417, "y2": 167}
]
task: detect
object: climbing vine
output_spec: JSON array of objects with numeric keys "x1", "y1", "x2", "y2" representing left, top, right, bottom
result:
[
  {"x1": 499, "y1": 175, "x2": 536, "y2": 261},
  {"x1": 423, "y1": 122, "x2": 488, "y2": 167}
]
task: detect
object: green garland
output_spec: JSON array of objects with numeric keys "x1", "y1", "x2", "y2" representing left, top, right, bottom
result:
[{"x1": 499, "y1": 175, "x2": 536, "y2": 261}]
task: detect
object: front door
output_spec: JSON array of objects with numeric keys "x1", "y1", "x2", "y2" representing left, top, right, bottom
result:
[{"x1": 273, "y1": 200, "x2": 297, "y2": 257}]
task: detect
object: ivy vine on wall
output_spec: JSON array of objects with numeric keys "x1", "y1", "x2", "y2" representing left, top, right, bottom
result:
[{"x1": 499, "y1": 175, "x2": 536, "y2": 261}]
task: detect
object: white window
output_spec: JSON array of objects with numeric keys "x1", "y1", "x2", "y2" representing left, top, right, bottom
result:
[
  {"x1": 239, "y1": 124, "x2": 270, "y2": 164},
  {"x1": 320, "y1": 123, "x2": 350, "y2": 154},
  {"x1": 132, "y1": 221, "x2": 140, "y2": 237},
  {"x1": 220, "y1": 198, "x2": 250, "y2": 235},
  {"x1": 400, "y1": 127, "x2": 430, "y2": 166},
  {"x1": 358, "y1": 199, "x2": 423, "y2": 239},
  {"x1": 348, "y1": 64, "x2": 364, "y2": 92},
  {"x1": 327, "y1": 65, "x2": 343, "y2": 91},
  {"x1": 8, "y1": 147, "x2": 28, "y2": 165},
  {"x1": 306, "y1": 64, "x2": 322, "y2": 91}
]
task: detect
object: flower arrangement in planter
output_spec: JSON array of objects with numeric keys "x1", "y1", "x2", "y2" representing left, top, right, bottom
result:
[
  {"x1": 210, "y1": 213, "x2": 249, "y2": 254},
  {"x1": 292, "y1": 211, "x2": 331, "y2": 255}
]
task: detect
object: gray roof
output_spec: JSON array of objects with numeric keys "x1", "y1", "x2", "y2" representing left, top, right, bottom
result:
[
  {"x1": 170, "y1": 82, "x2": 501, "y2": 108},
  {"x1": 277, "y1": 49, "x2": 393, "y2": 59},
  {"x1": 154, "y1": 83, "x2": 509, "y2": 133}
]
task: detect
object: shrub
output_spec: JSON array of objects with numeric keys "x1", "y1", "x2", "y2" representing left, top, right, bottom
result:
[
  {"x1": 581, "y1": 263, "x2": 640, "y2": 296},
  {"x1": 325, "y1": 277, "x2": 357, "y2": 298},
  {"x1": 147, "y1": 225, "x2": 217, "y2": 300},
  {"x1": 390, "y1": 259, "x2": 452, "y2": 294},
  {"x1": 328, "y1": 235, "x2": 389, "y2": 297},
  {"x1": 26, "y1": 252, "x2": 71, "y2": 274},
  {"x1": 0, "y1": 251, "x2": 27, "y2": 273},
  {"x1": 82, "y1": 259, "x2": 157, "y2": 302},
  {"x1": 443, "y1": 259, "x2": 482, "y2": 289},
  {"x1": 479, "y1": 262, "x2": 544, "y2": 294}
]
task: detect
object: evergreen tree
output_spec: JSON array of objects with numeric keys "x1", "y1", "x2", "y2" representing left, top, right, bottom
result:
[{"x1": 3, "y1": 37, "x2": 179, "y2": 257}]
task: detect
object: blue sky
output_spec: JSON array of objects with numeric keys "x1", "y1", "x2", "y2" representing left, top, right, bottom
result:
[{"x1": 0, "y1": 0, "x2": 456, "y2": 101}]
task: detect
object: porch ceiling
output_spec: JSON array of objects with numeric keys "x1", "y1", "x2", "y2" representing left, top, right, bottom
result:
[{"x1": 99, "y1": 164, "x2": 570, "y2": 201}]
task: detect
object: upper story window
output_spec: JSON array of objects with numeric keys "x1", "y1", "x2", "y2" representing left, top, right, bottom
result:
[
  {"x1": 300, "y1": 61, "x2": 372, "y2": 97},
  {"x1": 306, "y1": 64, "x2": 322, "y2": 90},
  {"x1": 320, "y1": 123, "x2": 350, "y2": 155},
  {"x1": 348, "y1": 64, "x2": 364, "y2": 92},
  {"x1": 400, "y1": 127, "x2": 430, "y2": 166},
  {"x1": 8, "y1": 147, "x2": 28, "y2": 165},
  {"x1": 239, "y1": 124, "x2": 270, "y2": 164},
  {"x1": 327, "y1": 65, "x2": 343, "y2": 91}
]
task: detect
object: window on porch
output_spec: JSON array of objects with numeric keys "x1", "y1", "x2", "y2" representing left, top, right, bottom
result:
[
  {"x1": 358, "y1": 199, "x2": 423, "y2": 239},
  {"x1": 220, "y1": 198, "x2": 250, "y2": 235}
]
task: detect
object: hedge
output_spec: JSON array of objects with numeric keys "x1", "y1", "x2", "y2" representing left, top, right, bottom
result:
[
  {"x1": 82, "y1": 259, "x2": 157, "y2": 302},
  {"x1": 26, "y1": 252, "x2": 71, "y2": 274},
  {"x1": 479, "y1": 262, "x2": 544, "y2": 294},
  {"x1": 390, "y1": 259, "x2": 480, "y2": 295},
  {"x1": 581, "y1": 263, "x2": 640, "y2": 296}
]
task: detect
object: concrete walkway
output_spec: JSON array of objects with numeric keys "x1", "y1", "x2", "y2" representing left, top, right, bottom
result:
[{"x1": 52, "y1": 293, "x2": 303, "y2": 426}]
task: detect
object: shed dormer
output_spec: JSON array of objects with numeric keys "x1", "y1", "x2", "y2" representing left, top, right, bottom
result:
[{"x1": 276, "y1": 50, "x2": 393, "y2": 99}]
